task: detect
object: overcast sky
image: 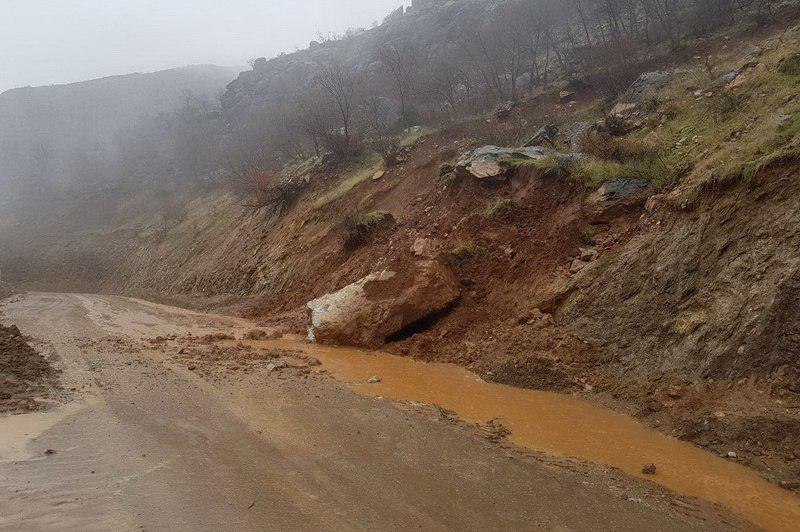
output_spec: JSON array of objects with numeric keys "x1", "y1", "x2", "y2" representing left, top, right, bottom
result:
[{"x1": 0, "y1": 0, "x2": 408, "y2": 93}]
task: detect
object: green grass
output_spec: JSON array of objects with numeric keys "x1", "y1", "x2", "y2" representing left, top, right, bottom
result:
[
  {"x1": 398, "y1": 126, "x2": 435, "y2": 148},
  {"x1": 483, "y1": 199, "x2": 513, "y2": 217},
  {"x1": 452, "y1": 243, "x2": 488, "y2": 262},
  {"x1": 281, "y1": 156, "x2": 321, "y2": 180},
  {"x1": 571, "y1": 159, "x2": 670, "y2": 189},
  {"x1": 343, "y1": 210, "x2": 394, "y2": 250},
  {"x1": 641, "y1": 46, "x2": 800, "y2": 206},
  {"x1": 501, "y1": 155, "x2": 574, "y2": 179},
  {"x1": 313, "y1": 152, "x2": 384, "y2": 208}
]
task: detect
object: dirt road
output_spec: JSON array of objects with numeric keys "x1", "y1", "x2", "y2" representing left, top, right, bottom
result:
[{"x1": 0, "y1": 293, "x2": 741, "y2": 530}]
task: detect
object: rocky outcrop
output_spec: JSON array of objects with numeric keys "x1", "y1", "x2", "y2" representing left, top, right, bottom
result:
[
  {"x1": 455, "y1": 145, "x2": 548, "y2": 180},
  {"x1": 560, "y1": 172, "x2": 800, "y2": 385},
  {"x1": 307, "y1": 260, "x2": 460, "y2": 347}
]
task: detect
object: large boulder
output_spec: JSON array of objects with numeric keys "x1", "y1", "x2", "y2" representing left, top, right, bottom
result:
[
  {"x1": 307, "y1": 260, "x2": 460, "y2": 347},
  {"x1": 456, "y1": 145, "x2": 548, "y2": 180}
]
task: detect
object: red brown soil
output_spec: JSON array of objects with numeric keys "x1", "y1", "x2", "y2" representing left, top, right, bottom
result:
[{"x1": 0, "y1": 323, "x2": 59, "y2": 413}]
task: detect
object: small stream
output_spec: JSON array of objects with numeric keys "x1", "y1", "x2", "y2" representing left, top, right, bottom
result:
[{"x1": 256, "y1": 337, "x2": 800, "y2": 532}]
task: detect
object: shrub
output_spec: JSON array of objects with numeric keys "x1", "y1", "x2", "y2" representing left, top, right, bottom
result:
[
  {"x1": 343, "y1": 211, "x2": 395, "y2": 250},
  {"x1": 483, "y1": 199, "x2": 513, "y2": 217},
  {"x1": 778, "y1": 53, "x2": 800, "y2": 76},
  {"x1": 439, "y1": 163, "x2": 455, "y2": 176},
  {"x1": 452, "y1": 243, "x2": 488, "y2": 262}
]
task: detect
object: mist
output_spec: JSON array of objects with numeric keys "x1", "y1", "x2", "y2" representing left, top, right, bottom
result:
[{"x1": 0, "y1": 0, "x2": 408, "y2": 93}]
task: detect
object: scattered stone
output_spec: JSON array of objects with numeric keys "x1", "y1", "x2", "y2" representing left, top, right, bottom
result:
[
  {"x1": 411, "y1": 238, "x2": 436, "y2": 257},
  {"x1": 266, "y1": 360, "x2": 288, "y2": 372},
  {"x1": 642, "y1": 463, "x2": 657, "y2": 475},
  {"x1": 523, "y1": 124, "x2": 558, "y2": 147},
  {"x1": 579, "y1": 248, "x2": 599, "y2": 262}
]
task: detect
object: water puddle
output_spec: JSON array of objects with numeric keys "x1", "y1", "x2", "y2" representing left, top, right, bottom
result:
[
  {"x1": 256, "y1": 337, "x2": 800, "y2": 531},
  {"x1": 0, "y1": 400, "x2": 93, "y2": 463}
]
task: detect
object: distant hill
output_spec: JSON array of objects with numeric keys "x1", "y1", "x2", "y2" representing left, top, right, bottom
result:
[{"x1": 0, "y1": 64, "x2": 240, "y2": 183}]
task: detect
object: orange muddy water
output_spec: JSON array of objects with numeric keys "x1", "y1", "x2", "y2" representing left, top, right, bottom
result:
[{"x1": 257, "y1": 336, "x2": 800, "y2": 532}]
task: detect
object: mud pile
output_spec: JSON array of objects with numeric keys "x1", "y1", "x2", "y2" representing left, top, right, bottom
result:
[{"x1": 0, "y1": 324, "x2": 58, "y2": 413}]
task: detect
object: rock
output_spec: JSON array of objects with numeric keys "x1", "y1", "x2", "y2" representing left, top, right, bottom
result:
[
  {"x1": 666, "y1": 386, "x2": 682, "y2": 399},
  {"x1": 372, "y1": 170, "x2": 385, "y2": 181},
  {"x1": 187, "y1": 365, "x2": 197, "y2": 371},
  {"x1": 579, "y1": 248, "x2": 599, "y2": 262},
  {"x1": 266, "y1": 360, "x2": 287, "y2": 372},
  {"x1": 727, "y1": 451, "x2": 738, "y2": 459},
  {"x1": 563, "y1": 121, "x2": 593, "y2": 151},
  {"x1": 742, "y1": 44, "x2": 762, "y2": 58},
  {"x1": 570, "y1": 259, "x2": 587, "y2": 273},
  {"x1": 623, "y1": 71, "x2": 675, "y2": 104},
  {"x1": 44, "y1": 449, "x2": 57, "y2": 456},
  {"x1": 721, "y1": 70, "x2": 739, "y2": 84},
  {"x1": 642, "y1": 463, "x2": 657, "y2": 475},
  {"x1": 466, "y1": 158, "x2": 504, "y2": 179},
  {"x1": 411, "y1": 238, "x2": 436, "y2": 257},
  {"x1": 455, "y1": 145, "x2": 548, "y2": 181},
  {"x1": 493, "y1": 100, "x2": 516, "y2": 119},
  {"x1": 559, "y1": 90, "x2": 576, "y2": 102},
  {"x1": 777, "y1": 114, "x2": 791, "y2": 127},
  {"x1": 367, "y1": 376, "x2": 382, "y2": 384},
  {"x1": 597, "y1": 178, "x2": 650, "y2": 201},
  {"x1": 306, "y1": 260, "x2": 460, "y2": 348},
  {"x1": 523, "y1": 124, "x2": 558, "y2": 147},
  {"x1": 610, "y1": 102, "x2": 638, "y2": 118},
  {"x1": 306, "y1": 357, "x2": 322, "y2": 367}
]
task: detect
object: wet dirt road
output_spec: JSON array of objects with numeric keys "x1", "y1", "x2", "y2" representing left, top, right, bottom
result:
[{"x1": 0, "y1": 293, "x2": 743, "y2": 530}]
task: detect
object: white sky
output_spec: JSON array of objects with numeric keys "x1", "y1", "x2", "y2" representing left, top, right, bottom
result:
[{"x1": 0, "y1": 0, "x2": 408, "y2": 93}]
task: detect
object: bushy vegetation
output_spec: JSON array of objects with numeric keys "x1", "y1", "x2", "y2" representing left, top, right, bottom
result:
[
  {"x1": 452, "y1": 243, "x2": 488, "y2": 262},
  {"x1": 343, "y1": 211, "x2": 395, "y2": 251},
  {"x1": 483, "y1": 199, "x2": 514, "y2": 218}
]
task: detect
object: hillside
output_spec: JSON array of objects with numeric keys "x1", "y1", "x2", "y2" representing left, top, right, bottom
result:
[
  {"x1": 2, "y1": 0, "x2": 800, "y2": 503},
  {"x1": 0, "y1": 64, "x2": 239, "y2": 188}
]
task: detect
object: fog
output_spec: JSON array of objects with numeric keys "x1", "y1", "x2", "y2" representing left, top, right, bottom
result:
[{"x1": 0, "y1": 0, "x2": 408, "y2": 93}]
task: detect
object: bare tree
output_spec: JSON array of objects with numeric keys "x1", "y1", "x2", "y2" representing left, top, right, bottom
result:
[
  {"x1": 316, "y1": 62, "x2": 364, "y2": 156},
  {"x1": 375, "y1": 38, "x2": 419, "y2": 123}
]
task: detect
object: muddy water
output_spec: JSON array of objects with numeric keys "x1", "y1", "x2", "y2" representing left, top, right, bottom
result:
[{"x1": 259, "y1": 337, "x2": 800, "y2": 532}]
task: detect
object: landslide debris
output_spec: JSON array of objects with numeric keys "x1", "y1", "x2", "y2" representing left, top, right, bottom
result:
[{"x1": 0, "y1": 323, "x2": 59, "y2": 413}]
